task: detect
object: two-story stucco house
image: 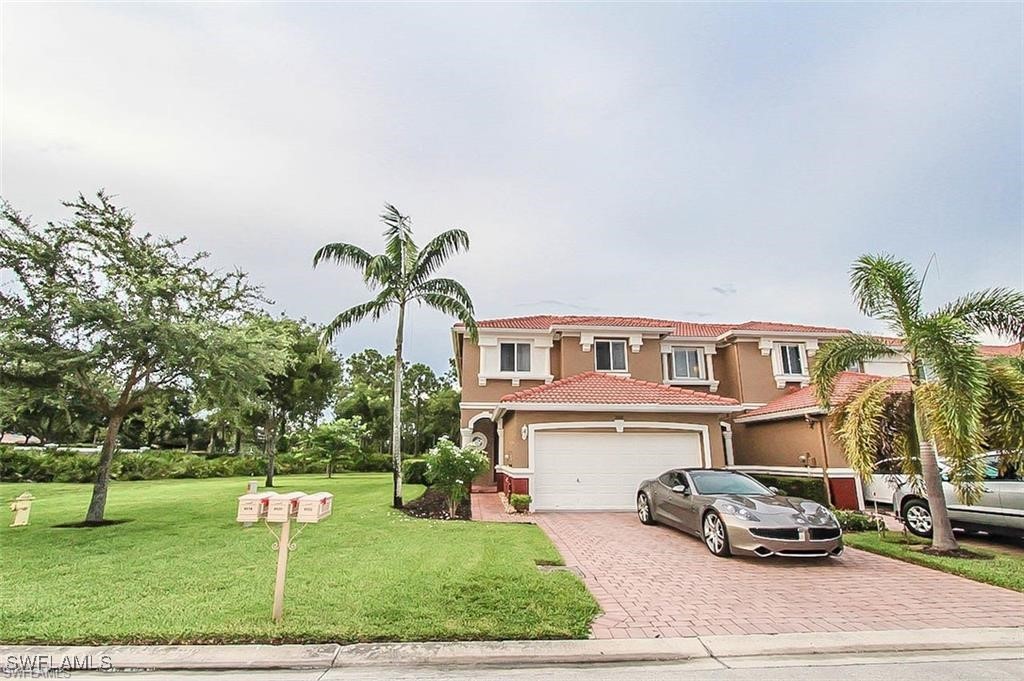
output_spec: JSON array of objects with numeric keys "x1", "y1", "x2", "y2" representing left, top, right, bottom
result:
[
  {"x1": 451, "y1": 315, "x2": 1021, "y2": 512},
  {"x1": 451, "y1": 315, "x2": 871, "y2": 511}
]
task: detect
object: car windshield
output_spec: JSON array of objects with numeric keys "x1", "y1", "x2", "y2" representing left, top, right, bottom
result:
[{"x1": 689, "y1": 470, "x2": 772, "y2": 496}]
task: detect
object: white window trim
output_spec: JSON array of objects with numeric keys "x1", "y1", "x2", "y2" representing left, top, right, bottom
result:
[
  {"x1": 760, "y1": 339, "x2": 813, "y2": 388},
  {"x1": 659, "y1": 341, "x2": 719, "y2": 392},
  {"x1": 477, "y1": 333, "x2": 555, "y2": 386},
  {"x1": 498, "y1": 341, "x2": 532, "y2": 374},
  {"x1": 594, "y1": 338, "x2": 629, "y2": 372}
]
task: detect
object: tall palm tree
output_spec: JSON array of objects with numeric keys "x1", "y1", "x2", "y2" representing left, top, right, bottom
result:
[
  {"x1": 313, "y1": 204, "x2": 477, "y2": 508},
  {"x1": 812, "y1": 254, "x2": 1024, "y2": 552}
]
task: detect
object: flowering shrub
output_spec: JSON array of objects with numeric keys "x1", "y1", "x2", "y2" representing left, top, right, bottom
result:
[{"x1": 424, "y1": 437, "x2": 490, "y2": 518}]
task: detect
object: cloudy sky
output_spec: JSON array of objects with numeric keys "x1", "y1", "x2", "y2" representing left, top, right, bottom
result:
[{"x1": 3, "y1": 2, "x2": 1021, "y2": 371}]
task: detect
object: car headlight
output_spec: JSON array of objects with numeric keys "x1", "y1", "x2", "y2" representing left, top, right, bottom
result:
[
  {"x1": 812, "y1": 507, "x2": 838, "y2": 525},
  {"x1": 719, "y1": 502, "x2": 760, "y2": 522}
]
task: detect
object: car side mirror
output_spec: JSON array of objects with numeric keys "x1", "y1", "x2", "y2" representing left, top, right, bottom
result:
[
  {"x1": 768, "y1": 486, "x2": 781, "y2": 495},
  {"x1": 671, "y1": 485, "x2": 691, "y2": 496}
]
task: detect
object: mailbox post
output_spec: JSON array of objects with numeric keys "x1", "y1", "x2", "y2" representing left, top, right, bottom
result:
[{"x1": 236, "y1": 490, "x2": 333, "y2": 623}]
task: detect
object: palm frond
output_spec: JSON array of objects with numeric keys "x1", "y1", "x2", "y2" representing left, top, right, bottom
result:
[
  {"x1": 832, "y1": 378, "x2": 899, "y2": 478},
  {"x1": 412, "y1": 277, "x2": 475, "y2": 312},
  {"x1": 811, "y1": 334, "x2": 901, "y2": 406},
  {"x1": 850, "y1": 254, "x2": 922, "y2": 331},
  {"x1": 312, "y1": 242, "x2": 373, "y2": 270},
  {"x1": 411, "y1": 229, "x2": 470, "y2": 284},
  {"x1": 364, "y1": 254, "x2": 396, "y2": 287},
  {"x1": 879, "y1": 391, "x2": 923, "y2": 494},
  {"x1": 380, "y1": 204, "x2": 417, "y2": 277},
  {"x1": 915, "y1": 381, "x2": 987, "y2": 504},
  {"x1": 419, "y1": 293, "x2": 478, "y2": 341},
  {"x1": 321, "y1": 296, "x2": 394, "y2": 346},
  {"x1": 937, "y1": 288, "x2": 1024, "y2": 341},
  {"x1": 983, "y1": 359, "x2": 1024, "y2": 473}
]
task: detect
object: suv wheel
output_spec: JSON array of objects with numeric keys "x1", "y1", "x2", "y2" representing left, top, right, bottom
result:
[{"x1": 903, "y1": 499, "x2": 933, "y2": 538}]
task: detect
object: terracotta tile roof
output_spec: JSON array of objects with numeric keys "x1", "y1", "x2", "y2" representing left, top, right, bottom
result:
[
  {"x1": 731, "y1": 320, "x2": 850, "y2": 334},
  {"x1": 498, "y1": 371, "x2": 740, "y2": 407},
  {"x1": 979, "y1": 342, "x2": 1023, "y2": 357},
  {"x1": 738, "y1": 371, "x2": 912, "y2": 421},
  {"x1": 464, "y1": 315, "x2": 849, "y2": 336},
  {"x1": 671, "y1": 322, "x2": 735, "y2": 337}
]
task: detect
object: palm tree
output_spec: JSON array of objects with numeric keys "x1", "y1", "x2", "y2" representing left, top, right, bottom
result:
[
  {"x1": 313, "y1": 204, "x2": 477, "y2": 508},
  {"x1": 811, "y1": 254, "x2": 1024, "y2": 552}
]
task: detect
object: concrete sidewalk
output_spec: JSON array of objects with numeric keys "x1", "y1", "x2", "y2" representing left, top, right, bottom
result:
[{"x1": 2, "y1": 627, "x2": 1021, "y2": 672}]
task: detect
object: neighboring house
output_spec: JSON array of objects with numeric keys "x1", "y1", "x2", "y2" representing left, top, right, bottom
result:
[
  {"x1": 451, "y1": 315, "x2": 1020, "y2": 512},
  {"x1": 0, "y1": 433, "x2": 42, "y2": 445}
]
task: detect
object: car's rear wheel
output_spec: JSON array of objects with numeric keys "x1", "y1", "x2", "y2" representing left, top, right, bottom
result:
[
  {"x1": 637, "y1": 492, "x2": 656, "y2": 526},
  {"x1": 902, "y1": 499, "x2": 933, "y2": 538},
  {"x1": 702, "y1": 511, "x2": 732, "y2": 557}
]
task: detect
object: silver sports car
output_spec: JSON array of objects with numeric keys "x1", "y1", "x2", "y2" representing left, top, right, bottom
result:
[{"x1": 636, "y1": 469, "x2": 844, "y2": 558}]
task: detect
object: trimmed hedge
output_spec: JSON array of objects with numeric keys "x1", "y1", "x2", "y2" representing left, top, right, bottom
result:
[
  {"x1": 0, "y1": 446, "x2": 326, "y2": 483},
  {"x1": 749, "y1": 474, "x2": 831, "y2": 507},
  {"x1": 402, "y1": 458, "x2": 429, "y2": 485}
]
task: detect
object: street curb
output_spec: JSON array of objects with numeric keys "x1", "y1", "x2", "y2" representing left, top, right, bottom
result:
[
  {"x1": 2, "y1": 627, "x2": 1021, "y2": 671},
  {"x1": 332, "y1": 637, "x2": 708, "y2": 667}
]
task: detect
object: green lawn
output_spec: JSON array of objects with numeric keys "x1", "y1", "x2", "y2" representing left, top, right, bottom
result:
[
  {"x1": 0, "y1": 474, "x2": 599, "y2": 644},
  {"x1": 845, "y1": 531, "x2": 1024, "y2": 592}
]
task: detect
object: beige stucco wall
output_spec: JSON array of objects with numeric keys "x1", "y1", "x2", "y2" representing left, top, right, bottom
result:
[
  {"x1": 731, "y1": 416, "x2": 848, "y2": 468},
  {"x1": 500, "y1": 410, "x2": 729, "y2": 470},
  {"x1": 713, "y1": 345, "x2": 742, "y2": 402},
  {"x1": 558, "y1": 336, "x2": 664, "y2": 383},
  {"x1": 458, "y1": 340, "x2": 547, "y2": 406}
]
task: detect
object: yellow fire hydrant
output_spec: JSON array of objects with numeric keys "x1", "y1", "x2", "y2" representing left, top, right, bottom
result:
[{"x1": 9, "y1": 492, "x2": 34, "y2": 527}]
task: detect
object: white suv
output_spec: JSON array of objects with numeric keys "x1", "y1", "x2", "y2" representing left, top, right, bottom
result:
[{"x1": 893, "y1": 453, "x2": 1024, "y2": 538}]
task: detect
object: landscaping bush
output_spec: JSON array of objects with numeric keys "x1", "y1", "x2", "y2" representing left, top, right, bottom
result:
[
  {"x1": 0, "y1": 447, "x2": 323, "y2": 483},
  {"x1": 509, "y1": 493, "x2": 531, "y2": 513},
  {"x1": 749, "y1": 474, "x2": 830, "y2": 506},
  {"x1": 832, "y1": 509, "x2": 884, "y2": 532},
  {"x1": 402, "y1": 458, "x2": 429, "y2": 485},
  {"x1": 424, "y1": 438, "x2": 490, "y2": 518},
  {"x1": 346, "y1": 451, "x2": 392, "y2": 472},
  {"x1": 1, "y1": 447, "x2": 55, "y2": 482}
]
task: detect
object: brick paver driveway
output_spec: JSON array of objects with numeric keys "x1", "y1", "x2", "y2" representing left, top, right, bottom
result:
[{"x1": 534, "y1": 512, "x2": 1024, "y2": 640}]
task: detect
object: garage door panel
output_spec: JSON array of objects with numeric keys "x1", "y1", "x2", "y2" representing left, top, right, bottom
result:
[{"x1": 532, "y1": 430, "x2": 703, "y2": 511}]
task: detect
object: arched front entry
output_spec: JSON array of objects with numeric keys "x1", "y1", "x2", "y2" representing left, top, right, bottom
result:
[{"x1": 462, "y1": 412, "x2": 498, "y2": 486}]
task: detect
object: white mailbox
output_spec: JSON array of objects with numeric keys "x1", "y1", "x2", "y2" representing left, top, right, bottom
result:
[
  {"x1": 265, "y1": 492, "x2": 306, "y2": 523},
  {"x1": 297, "y1": 492, "x2": 333, "y2": 524},
  {"x1": 236, "y1": 492, "x2": 275, "y2": 523}
]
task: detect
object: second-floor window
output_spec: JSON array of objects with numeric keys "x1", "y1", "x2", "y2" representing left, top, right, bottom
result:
[
  {"x1": 778, "y1": 343, "x2": 804, "y2": 375},
  {"x1": 595, "y1": 339, "x2": 628, "y2": 371},
  {"x1": 500, "y1": 342, "x2": 531, "y2": 372},
  {"x1": 672, "y1": 347, "x2": 705, "y2": 379}
]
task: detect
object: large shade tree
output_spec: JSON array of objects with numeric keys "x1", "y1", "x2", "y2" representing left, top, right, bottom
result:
[
  {"x1": 313, "y1": 204, "x2": 477, "y2": 508},
  {"x1": 247, "y1": 317, "x2": 342, "y2": 487},
  {"x1": 812, "y1": 254, "x2": 1024, "y2": 552},
  {"x1": 0, "y1": 193, "x2": 271, "y2": 522}
]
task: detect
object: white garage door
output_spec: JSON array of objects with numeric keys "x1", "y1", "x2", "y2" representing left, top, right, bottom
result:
[{"x1": 532, "y1": 430, "x2": 704, "y2": 511}]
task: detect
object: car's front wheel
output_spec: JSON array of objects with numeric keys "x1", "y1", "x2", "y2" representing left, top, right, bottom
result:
[
  {"x1": 702, "y1": 511, "x2": 732, "y2": 557},
  {"x1": 903, "y1": 499, "x2": 933, "y2": 538},
  {"x1": 637, "y1": 492, "x2": 656, "y2": 526}
]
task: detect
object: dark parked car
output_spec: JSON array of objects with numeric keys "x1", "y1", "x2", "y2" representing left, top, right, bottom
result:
[{"x1": 636, "y1": 468, "x2": 844, "y2": 558}]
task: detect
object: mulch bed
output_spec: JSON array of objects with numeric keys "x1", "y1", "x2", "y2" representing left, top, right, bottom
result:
[
  {"x1": 919, "y1": 546, "x2": 993, "y2": 560},
  {"x1": 402, "y1": 488, "x2": 471, "y2": 521}
]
